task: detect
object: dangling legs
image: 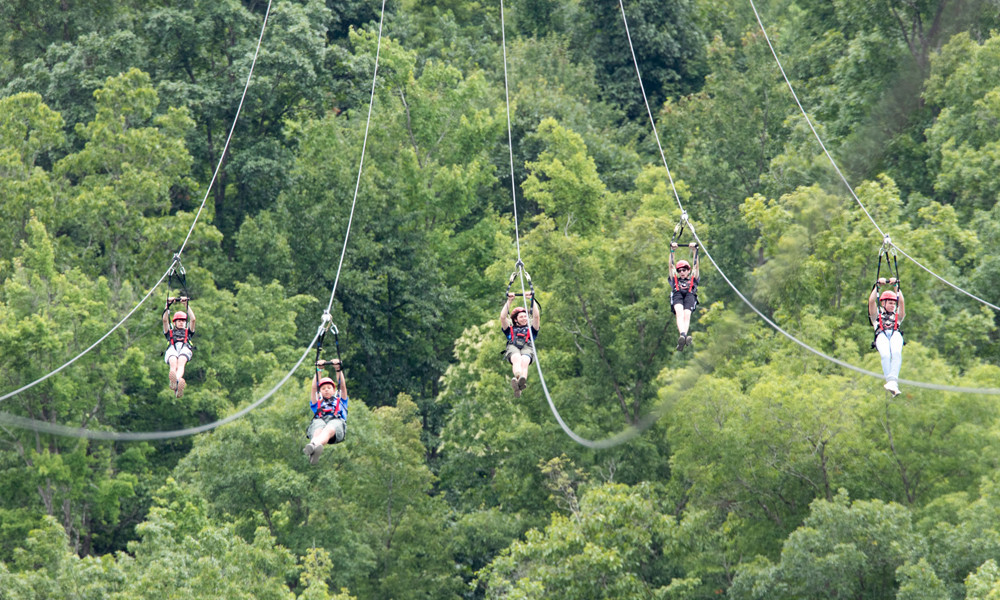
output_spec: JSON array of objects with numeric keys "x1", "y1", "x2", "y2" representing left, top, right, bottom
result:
[
  {"x1": 874, "y1": 333, "x2": 902, "y2": 395},
  {"x1": 674, "y1": 304, "x2": 691, "y2": 350},
  {"x1": 507, "y1": 347, "x2": 522, "y2": 397},
  {"x1": 174, "y1": 355, "x2": 189, "y2": 398},
  {"x1": 167, "y1": 356, "x2": 179, "y2": 391},
  {"x1": 887, "y1": 333, "x2": 903, "y2": 391},
  {"x1": 518, "y1": 354, "x2": 531, "y2": 390},
  {"x1": 305, "y1": 419, "x2": 345, "y2": 465}
]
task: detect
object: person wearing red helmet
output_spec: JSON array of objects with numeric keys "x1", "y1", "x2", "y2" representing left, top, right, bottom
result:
[
  {"x1": 868, "y1": 278, "x2": 905, "y2": 396},
  {"x1": 162, "y1": 296, "x2": 195, "y2": 398},
  {"x1": 669, "y1": 242, "x2": 700, "y2": 351},
  {"x1": 501, "y1": 291, "x2": 540, "y2": 398},
  {"x1": 304, "y1": 358, "x2": 348, "y2": 465}
]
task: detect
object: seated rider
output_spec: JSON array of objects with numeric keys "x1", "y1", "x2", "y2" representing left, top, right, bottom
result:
[
  {"x1": 669, "y1": 242, "x2": 699, "y2": 351},
  {"x1": 162, "y1": 296, "x2": 195, "y2": 398},
  {"x1": 868, "y1": 278, "x2": 905, "y2": 396},
  {"x1": 304, "y1": 358, "x2": 347, "y2": 465},
  {"x1": 501, "y1": 292, "x2": 540, "y2": 398}
]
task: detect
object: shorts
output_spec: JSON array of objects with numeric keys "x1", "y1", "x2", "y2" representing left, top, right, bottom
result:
[
  {"x1": 306, "y1": 416, "x2": 345, "y2": 443},
  {"x1": 504, "y1": 343, "x2": 535, "y2": 364},
  {"x1": 670, "y1": 290, "x2": 698, "y2": 312},
  {"x1": 164, "y1": 343, "x2": 193, "y2": 364}
]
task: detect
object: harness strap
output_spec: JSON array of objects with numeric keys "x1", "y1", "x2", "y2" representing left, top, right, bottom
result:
[{"x1": 168, "y1": 327, "x2": 190, "y2": 346}]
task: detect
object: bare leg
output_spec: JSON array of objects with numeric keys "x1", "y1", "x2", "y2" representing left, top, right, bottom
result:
[
  {"x1": 679, "y1": 308, "x2": 692, "y2": 335},
  {"x1": 175, "y1": 355, "x2": 188, "y2": 381},
  {"x1": 310, "y1": 422, "x2": 339, "y2": 447},
  {"x1": 673, "y1": 303, "x2": 686, "y2": 334},
  {"x1": 307, "y1": 421, "x2": 342, "y2": 464},
  {"x1": 168, "y1": 356, "x2": 178, "y2": 390}
]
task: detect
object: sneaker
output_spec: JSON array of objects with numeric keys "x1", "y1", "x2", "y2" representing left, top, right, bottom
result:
[
  {"x1": 884, "y1": 380, "x2": 900, "y2": 396},
  {"x1": 677, "y1": 334, "x2": 687, "y2": 351},
  {"x1": 303, "y1": 443, "x2": 316, "y2": 458},
  {"x1": 309, "y1": 443, "x2": 324, "y2": 465},
  {"x1": 168, "y1": 371, "x2": 177, "y2": 391},
  {"x1": 518, "y1": 376, "x2": 527, "y2": 391},
  {"x1": 175, "y1": 377, "x2": 186, "y2": 398},
  {"x1": 685, "y1": 334, "x2": 693, "y2": 348},
  {"x1": 511, "y1": 377, "x2": 521, "y2": 398}
]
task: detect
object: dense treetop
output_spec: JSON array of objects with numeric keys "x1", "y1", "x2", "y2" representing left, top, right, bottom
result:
[{"x1": 1, "y1": 0, "x2": 999, "y2": 598}]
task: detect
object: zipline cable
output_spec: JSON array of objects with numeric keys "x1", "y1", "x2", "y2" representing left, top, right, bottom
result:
[
  {"x1": 498, "y1": 0, "x2": 676, "y2": 449},
  {"x1": 621, "y1": 0, "x2": 1000, "y2": 395},
  {"x1": 326, "y1": 0, "x2": 386, "y2": 312},
  {"x1": 499, "y1": 0, "x2": 524, "y2": 262},
  {"x1": 0, "y1": 330, "x2": 319, "y2": 440},
  {"x1": 746, "y1": 0, "x2": 1000, "y2": 312},
  {"x1": 0, "y1": 0, "x2": 389, "y2": 438},
  {"x1": 0, "y1": 0, "x2": 275, "y2": 403}
]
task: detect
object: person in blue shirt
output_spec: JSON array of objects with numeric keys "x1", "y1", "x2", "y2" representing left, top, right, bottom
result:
[
  {"x1": 304, "y1": 358, "x2": 347, "y2": 464},
  {"x1": 501, "y1": 292, "x2": 540, "y2": 398}
]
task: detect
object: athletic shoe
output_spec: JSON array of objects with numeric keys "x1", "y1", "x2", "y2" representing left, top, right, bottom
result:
[
  {"x1": 175, "y1": 378, "x2": 186, "y2": 398},
  {"x1": 310, "y1": 443, "x2": 324, "y2": 465},
  {"x1": 168, "y1": 371, "x2": 177, "y2": 391},
  {"x1": 303, "y1": 443, "x2": 316, "y2": 459},
  {"x1": 518, "y1": 376, "x2": 527, "y2": 391},
  {"x1": 677, "y1": 334, "x2": 687, "y2": 351},
  {"x1": 685, "y1": 334, "x2": 693, "y2": 348},
  {"x1": 511, "y1": 377, "x2": 521, "y2": 398},
  {"x1": 884, "y1": 380, "x2": 900, "y2": 396}
]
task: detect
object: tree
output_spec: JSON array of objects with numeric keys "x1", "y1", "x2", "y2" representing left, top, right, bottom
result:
[
  {"x1": 0, "y1": 218, "x2": 146, "y2": 556},
  {"x1": 54, "y1": 68, "x2": 196, "y2": 288},
  {"x1": 729, "y1": 490, "x2": 925, "y2": 600},
  {"x1": 478, "y1": 481, "x2": 695, "y2": 599},
  {"x1": 0, "y1": 92, "x2": 64, "y2": 279},
  {"x1": 572, "y1": 0, "x2": 706, "y2": 120}
]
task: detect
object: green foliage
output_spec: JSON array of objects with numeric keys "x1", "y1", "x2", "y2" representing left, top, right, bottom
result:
[
  {"x1": 478, "y1": 482, "x2": 686, "y2": 599},
  {"x1": 0, "y1": 92, "x2": 64, "y2": 278},
  {"x1": 4, "y1": 2, "x2": 1000, "y2": 597},
  {"x1": 572, "y1": 0, "x2": 706, "y2": 119},
  {"x1": 729, "y1": 490, "x2": 924, "y2": 600},
  {"x1": 111, "y1": 479, "x2": 297, "y2": 600}
]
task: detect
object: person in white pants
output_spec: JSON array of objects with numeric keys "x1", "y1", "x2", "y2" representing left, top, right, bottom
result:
[{"x1": 868, "y1": 278, "x2": 905, "y2": 396}]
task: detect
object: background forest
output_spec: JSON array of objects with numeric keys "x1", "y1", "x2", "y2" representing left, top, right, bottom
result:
[{"x1": 2, "y1": 0, "x2": 1000, "y2": 597}]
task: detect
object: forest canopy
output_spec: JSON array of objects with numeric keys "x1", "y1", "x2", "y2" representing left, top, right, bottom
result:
[{"x1": 1, "y1": 0, "x2": 1000, "y2": 598}]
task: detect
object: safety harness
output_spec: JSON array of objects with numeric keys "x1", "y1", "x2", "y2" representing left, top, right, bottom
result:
[
  {"x1": 870, "y1": 236, "x2": 904, "y2": 348},
  {"x1": 313, "y1": 316, "x2": 347, "y2": 430},
  {"x1": 501, "y1": 260, "x2": 541, "y2": 356}
]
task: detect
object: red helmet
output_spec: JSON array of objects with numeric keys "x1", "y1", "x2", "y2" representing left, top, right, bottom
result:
[
  {"x1": 510, "y1": 306, "x2": 527, "y2": 319},
  {"x1": 317, "y1": 377, "x2": 336, "y2": 389},
  {"x1": 879, "y1": 290, "x2": 897, "y2": 303},
  {"x1": 676, "y1": 260, "x2": 691, "y2": 270},
  {"x1": 172, "y1": 311, "x2": 188, "y2": 322}
]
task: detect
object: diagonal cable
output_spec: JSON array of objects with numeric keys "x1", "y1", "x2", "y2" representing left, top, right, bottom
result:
[
  {"x1": 0, "y1": 0, "x2": 389, "y2": 438},
  {"x1": 0, "y1": 330, "x2": 319, "y2": 440},
  {"x1": 498, "y1": 0, "x2": 670, "y2": 449},
  {"x1": 326, "y1": 0, "x2": 387, "y2": 311},
  {"x1": 624, "y1": 0, "x2": 1000, "y2": 395},
  {"x1": 747, "y1": 0, "x2": 1000, "y2": 312},
  {"x1": 0, "y1": 0, "x2": 275, "y2": 403}
]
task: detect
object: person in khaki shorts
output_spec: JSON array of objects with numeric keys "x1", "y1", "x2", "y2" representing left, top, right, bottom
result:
[
  {"x1": 500, "y1": 292, "x2": 540, "y2": 398},
  {"x1": 162, "y1": 296, "x2": 195, "y2": 398},
  {"x1": 303, "y1": 359, "x2": 347, "y2": 465}
]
